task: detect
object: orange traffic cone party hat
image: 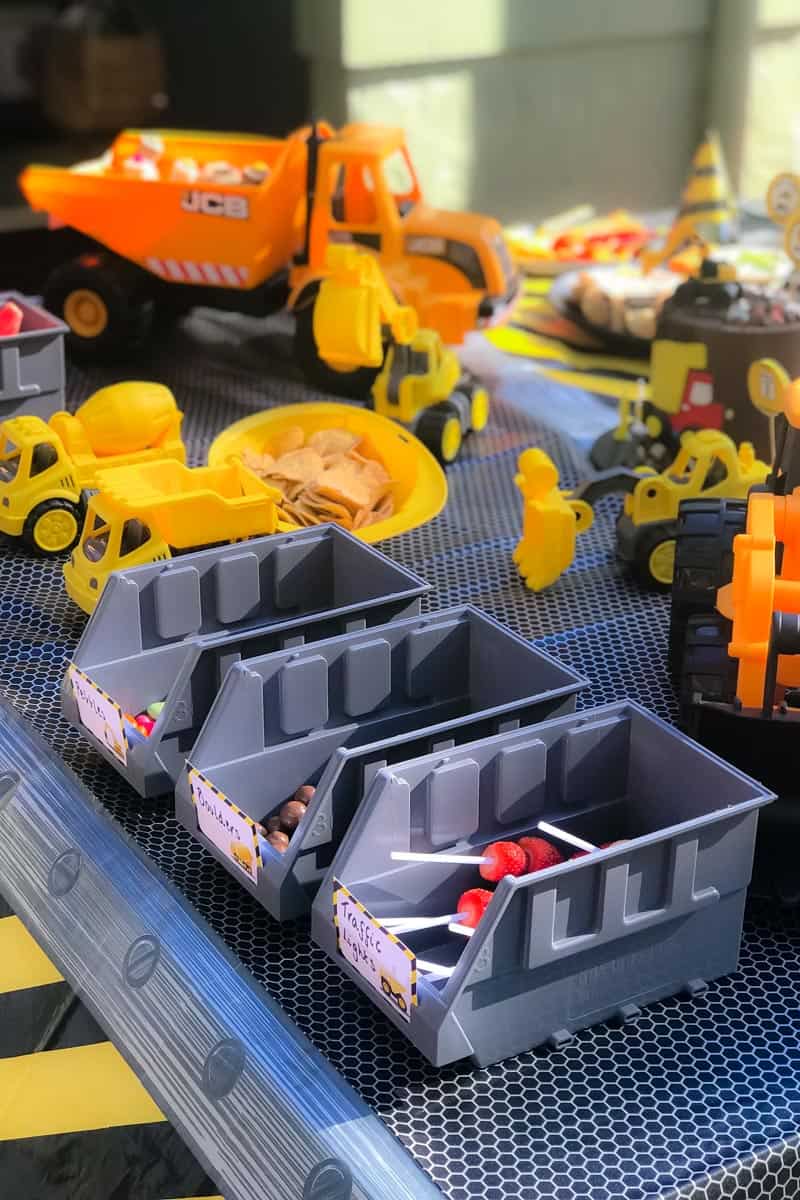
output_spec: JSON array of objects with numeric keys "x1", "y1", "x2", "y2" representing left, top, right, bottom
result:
[{"x1": 675, "y1": 129, "x2": 737, "y2": 244}]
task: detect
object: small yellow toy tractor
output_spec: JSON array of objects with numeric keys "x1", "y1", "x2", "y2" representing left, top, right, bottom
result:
[
  {"x1": 614, "y1": 429, "x2": 769, "y2": 589},
  {"x1": 371, "y1": 327, "x2": 489, "y2": 465}
]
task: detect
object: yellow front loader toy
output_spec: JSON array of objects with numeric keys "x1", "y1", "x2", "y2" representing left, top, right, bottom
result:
[
  {"x1": 614, "y1": 429, "x2": 769, "y2": 589},
  {"x1": 512, "y1": 449, "x2": 594, "y2": 591}
]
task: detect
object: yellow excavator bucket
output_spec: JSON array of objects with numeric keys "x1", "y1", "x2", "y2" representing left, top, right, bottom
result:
[{"x1": 512, "y1": 448, "x2": 593, "y2": 590}]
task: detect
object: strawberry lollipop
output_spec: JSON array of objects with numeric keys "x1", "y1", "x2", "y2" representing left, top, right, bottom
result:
[
  {"x1": 478, "y1": 840, "x2": 527, "y2": 883},
  {"x1": 457, "y1": 888, "x2": 493, "y2": 929},
  {"x1": 518, "y1": 836, "x2": 564, "y2": 873}
]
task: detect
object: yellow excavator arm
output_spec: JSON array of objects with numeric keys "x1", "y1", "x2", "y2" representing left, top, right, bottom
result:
[{"x1": 312, "y1": 244, "x2": 418, "y2": 370}]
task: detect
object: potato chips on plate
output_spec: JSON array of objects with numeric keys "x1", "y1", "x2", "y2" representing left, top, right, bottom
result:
[
  {"x1": 207, "y1": 401, "x2": 447, "y2": 544},
  {"x1": 240, "y1": 425, "x2": 395, "y2": 532}
]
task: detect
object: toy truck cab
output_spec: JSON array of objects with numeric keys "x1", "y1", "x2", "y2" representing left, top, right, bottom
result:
[
  {"x1": 0, "y1": 417, "x2": 80, "y2": 552},
  {"x1": 64, "y1": 459, "x2": 283, "y2": 613},
  {"x1": 303, "y1": 124, "x2": 517, "y2": 346},
  {"x1": 0, "y1": 382, "x2": 185, "y2": 556}
]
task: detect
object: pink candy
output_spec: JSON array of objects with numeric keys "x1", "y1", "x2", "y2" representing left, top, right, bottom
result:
[{"x1": 135, "y1": 712, "x2": 155, "y2": 736}]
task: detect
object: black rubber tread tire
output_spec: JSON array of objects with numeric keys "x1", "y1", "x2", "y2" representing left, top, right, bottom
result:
[
  {"x1": 628, "y1": 520, "x2": 679, "y2": 591},
  {"x1": 678, "y1": 611, "x2": 737, "y2": 714},
  {"x1": 415, "y1": 401, "x2": 463, "y2": 464},
  {"x1": 21, "y1": 497, "x2": 83, "y2": 557},
  {"x1": 43, "y1": 253, "x2": 154, "y2": 362},
  {"x1": 668, "y1": 497, "x2": 748, "y2": 679},
  {"x1": 293, "y1": 285, "x2": 382, "y2": 399}
]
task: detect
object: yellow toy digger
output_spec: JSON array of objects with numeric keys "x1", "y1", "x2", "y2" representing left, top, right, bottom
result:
[
  {"x1": 614, "y1": 429, "x2": 769, "y2": 589},
  {"x1": 514, "y1": 431, "x2": 768, "y2": 594}
]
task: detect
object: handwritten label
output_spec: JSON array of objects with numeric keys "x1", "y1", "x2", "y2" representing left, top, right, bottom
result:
[
  {"x1": 188, "y1": 768, "x2": 260, "y2": 884},
  {"x1": 333, "y1": 880, "x2": 416, "y2": 1022},
  {"x1": 68, "y1": 665, "x2": 128, "y2": 765}
]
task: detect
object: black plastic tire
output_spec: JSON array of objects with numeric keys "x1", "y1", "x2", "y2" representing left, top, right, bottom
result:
[
  {"x1": 678, "y1": 611, "x2": 737, "y2": 712},
  {"x1": 43, "y1": 253, "x2": 153, "y2": 361},
  {"x1": 629, "y1": 520, "x2": 679, "y2": 591},
  {"x1": 293, "y1": 286, "x2": 382, "y2": 399},
  {"x1": 415, "y1": 401, "x2": 463, "y2": 464},
  {"x1": 668, "y1": 497, "x2": 747, "y2": 678}
]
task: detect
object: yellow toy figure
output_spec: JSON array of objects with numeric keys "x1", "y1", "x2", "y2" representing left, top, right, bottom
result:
[{"x1": 513, "y1": 449, "x2": 594, "y2": 591}]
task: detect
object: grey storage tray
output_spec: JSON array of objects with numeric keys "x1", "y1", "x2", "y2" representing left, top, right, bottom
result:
[
  {"x1": 311, "y1": 700, "x2": 774, "y2": 1068},
  {"x1": 61, "y1": 526, "x2": 429, "y2": 796},
  {"x1": 174, "y1": 605, "x2": 587, "y2": 919},
  {"x1": 0, "y1": 290, "x2": 68, "y2": 422}
]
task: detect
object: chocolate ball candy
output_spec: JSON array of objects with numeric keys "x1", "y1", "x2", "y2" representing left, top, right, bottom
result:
[
  {"x1": 266, "y1": 830, "x2": 289, "y2": 854},
  {"x1": 294, "y1": 785, "x2": 316, "y2": 804},
  {"x1": 265, "y1": 816, "x2": 282, "y2": 834},
  {"x1": 279, "y1": 799, "x2": 307, "y2": 832}
]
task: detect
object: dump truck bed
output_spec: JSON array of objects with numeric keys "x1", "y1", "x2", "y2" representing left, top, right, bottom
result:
[
  {"x1": 92, "y1": 458, "x2": 281, "y2": 548},
  {"x1": 19, "y1": 129, "x2": 309, "y2": 290}
]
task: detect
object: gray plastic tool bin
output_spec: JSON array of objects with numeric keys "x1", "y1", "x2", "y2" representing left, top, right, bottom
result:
[
  {"x1": 311, "y1": 701, "x2": 774, "y2": 1068},
  {"x1": 0, "y1": 291, "x2": 67, "y2": 422},
  {"x1": 61, "y1": 526, "x2": 430, "y2": 797},
  {"x1": 174, "y1": 605, "x2": 587, "y2": 920}
]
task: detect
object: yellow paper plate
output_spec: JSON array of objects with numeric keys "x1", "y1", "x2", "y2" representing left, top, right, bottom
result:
[{"x1": 208, "y1": 402, "x2": 448, "y2": 543}]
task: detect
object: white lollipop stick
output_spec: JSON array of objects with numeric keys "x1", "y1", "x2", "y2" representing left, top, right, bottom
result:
[
  {"x1": 416, "y1": 959, "x2": 456, "y2": 977},
  {"x1": 382, "y1": 913, "x2": 462, "y2": 926},
  {"x1": 537, "y1": 821, "x2": 596, "y2": 853},
  {"x1": 448, "y1": 922, "x2": 474, "y2": 938},
  {"x1": 391, "y1": 851, "x2": 487, "y2": 865},
  {"x1": 382, "y1": 913, "x2": 465, "y2": 934}
]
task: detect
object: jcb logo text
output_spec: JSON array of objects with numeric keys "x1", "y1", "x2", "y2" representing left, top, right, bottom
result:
[{"x1": 180, "y1": 191, "x2": 249, "y2": 220}]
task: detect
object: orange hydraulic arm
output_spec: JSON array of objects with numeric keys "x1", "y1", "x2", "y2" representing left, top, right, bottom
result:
[{"x1": 724, "y1": 380, "x2": 800, "y2": 706}]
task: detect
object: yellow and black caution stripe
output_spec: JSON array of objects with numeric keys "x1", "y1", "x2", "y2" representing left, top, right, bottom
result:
[
  {"x1": 0, "y1": 894, "x2": 222, "y2": 1200},
  {"x1": 675, "y1": 129, "x2": 736, "y2": 238}
]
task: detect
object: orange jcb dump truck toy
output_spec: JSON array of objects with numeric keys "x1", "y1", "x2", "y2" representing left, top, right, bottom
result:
[{"x1": 19, "y1": 124, "x2": 517, "y2": 395}]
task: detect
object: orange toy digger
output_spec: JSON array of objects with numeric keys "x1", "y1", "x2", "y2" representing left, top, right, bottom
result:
[
  {"x1": 19, "y1": 123, "x2": 516, "y2": 393},
  {"x1": 669, "y1": 366, "x2": 800, "y2": 839}
]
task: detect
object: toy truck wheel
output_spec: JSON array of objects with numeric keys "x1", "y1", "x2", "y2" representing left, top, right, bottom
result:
[
  {"x1": 416, "y1": 402, "x2": 463, "y2": 465},
  {"x1": 631, "y1": 522, "x2": 679, "y2": 590},
  {"x1": 43, "y1": 255, "x2": 153, "y2": 361},
  {"x1": 470, "y1": 385, "x2": 490, "y2": 432},
  {"x1": 677, "y1": 611, "x2": 737, "y2": 713},
  {"x1": 293, "y1": 288, "x2": 382, "y2": 399},
  {"x1": 668, "y1": 498, "x2": 747, "y2": 678},
  {"x1": 23, "y1": 499, "x2": 82, "y2": 556}
]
